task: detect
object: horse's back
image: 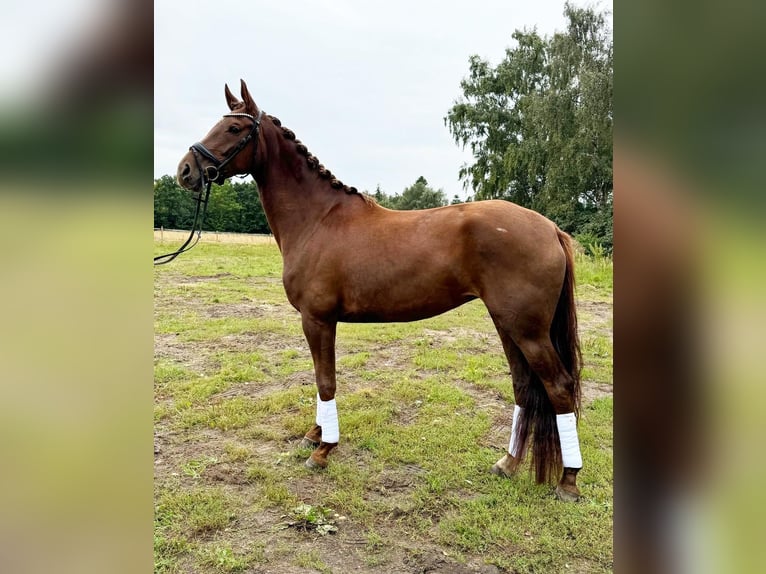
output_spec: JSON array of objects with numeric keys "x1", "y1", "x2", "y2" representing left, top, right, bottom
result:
[
  {"x1": 366, "y1": 199, "x2": 557, "y2": 241},
  {"x1": 368, "y1": 199, "x2": 563, "y2": 270}
]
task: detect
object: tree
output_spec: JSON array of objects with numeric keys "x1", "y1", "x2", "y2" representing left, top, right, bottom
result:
[
  {"x1": 388, "y1": 177, "x2": 447, "y2": 210},
  {"x1": 445, "y1": 3, "x2": 612, "y2": 250},
  {"x1": 154, "y1": 175, "x2": 196, "y2": 229},
  {"x1": 371, "y1": 184, "x2": 397, "y2": 209},
  {"x1": 450, "y1": 194, "x2": 473, "y2": 205},
  {"x1": 234, "y1": 180, "x2": 271, "y2": 234},
  {"x1": 204, "y1": 180, "x2": 241, "y2": 232}
]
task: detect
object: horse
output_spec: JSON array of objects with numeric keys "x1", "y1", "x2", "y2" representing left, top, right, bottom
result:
[{"x1": 176, "y1": 80, "x2": 584, "y2": 501}]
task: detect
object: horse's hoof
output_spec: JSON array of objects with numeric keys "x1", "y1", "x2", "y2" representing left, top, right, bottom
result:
[
  {"x1": 554, "y1": 484, "x2": 581, "y2": 502},
  {"x1": 304, "y1": 456, "x2": 327, "y2": 470},
  {"x1": 489, "y1": 463, "x2": 509, "y2": 478},
  {"x1": 299, "y1": 437, "x2": 319, "y2": 449},
  {"x1": 489, "y1": 454, "x2": 517, "y2": 478}
]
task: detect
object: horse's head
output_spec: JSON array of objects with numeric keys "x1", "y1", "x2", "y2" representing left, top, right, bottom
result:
[{"x1": 177, "y1": 79, "x2": 262, "y2": 193}]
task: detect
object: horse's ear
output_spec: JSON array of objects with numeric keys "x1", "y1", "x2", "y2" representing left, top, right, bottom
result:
[
  {"x1": 224, "y1": 83, "x2": 240, "y2": 111},
  {"x1": 240, "y1": 79, "x2": 258, "y2": 114}
]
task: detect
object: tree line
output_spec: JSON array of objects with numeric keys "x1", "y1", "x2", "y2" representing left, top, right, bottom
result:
[
  {"x1": 153, "y1": 175, "x2": 450, "y2": 234},
  {"x1": 156, "y1": 4, "x2": 612, "y2": 251},
  {"x1": 154, "y1": 176, "x2": 270, "y2": 234}
]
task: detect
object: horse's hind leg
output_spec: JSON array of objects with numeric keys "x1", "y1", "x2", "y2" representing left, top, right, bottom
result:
[
  {"x1": 486, "y1": 303, "x2": 583, "y2": 501},
  {"x1": 512, "y1": 333, "x2": 582, "y2": 501},
  {"x1": 489, "y1": 323, "x2": 532, "y2": 478}
]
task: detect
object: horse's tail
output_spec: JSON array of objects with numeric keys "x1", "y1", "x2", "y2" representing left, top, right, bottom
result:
[
  {"x1": 515, "y1": 228, "x2": 582, "y2": 484},
  {"x1": 551, "y1": 228, "x2": 582, "y2": 418}
]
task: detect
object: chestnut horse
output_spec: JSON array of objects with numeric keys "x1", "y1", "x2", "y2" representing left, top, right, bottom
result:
[{"x1": 176, "y1": 80, "x2": 584, "y2": 501}]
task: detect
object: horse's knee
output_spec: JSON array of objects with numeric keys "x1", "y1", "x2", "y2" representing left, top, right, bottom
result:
[
  {"x1": 316, "y1": 384, "x2": 336, "y2": 402},
  {"x1": 515, "y1": 339, "x2": 575, "y2": 413}
]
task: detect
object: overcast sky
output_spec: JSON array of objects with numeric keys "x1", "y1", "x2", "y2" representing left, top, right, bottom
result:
[{"x1": 155, "y1": 0, "x2": 609, "y2": 200}]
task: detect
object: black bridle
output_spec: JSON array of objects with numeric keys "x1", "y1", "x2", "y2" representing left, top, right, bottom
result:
[{"x1": 154, "y1": 110, "x2": 264, "y2": 265}]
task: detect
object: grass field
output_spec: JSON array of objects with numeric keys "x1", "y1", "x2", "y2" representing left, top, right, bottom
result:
[{"x1": 154, "y1": 241, "x2": 613, "y2": 573}]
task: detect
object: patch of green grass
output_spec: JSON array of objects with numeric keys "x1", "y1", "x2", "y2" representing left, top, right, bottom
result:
[
  {"x1": 196, "y1": 542, "x2": 264, "y2": 573},
  {"x1": 293, "y1": 549, "x2": 332, "y2": 573},
  {"x1": 581, "y1": 333, "x2": 613, "y2": 384},
  {"x1": 459, "y1": 353, "x2": 507, "y2": 383},
  {"x1": 421, "y1": 300, "x2": 495, "y2": 332},
  {"x1": 413, "y1": 338, "x2": 461, "y2": 371},
  {"x1": 459, "y1": 353, "x2": 516, "y2": 401},
  {"x1": 154, "y1": 530, "x2": 191, "y2": 574},
  {"x1": 244, "y1": 460, "x2": 301, "y2": 510},
  {"x1": 177, "y1": 385, "x2": 317, "y2": 432},
  {"x1": 155, "y1": 361, "x2": 196, "y2": 388},
  {"x1": 255, "y1": 385, "x2": 315, "y2": 415},
  {"x1": 154, "y1": 402, "x2": 173, "y2": 423},
  {"x1": 322, "y1": 465, "x2": 376, "y2": 521},
  {"x1": 179, "y1": 396, "x2": 261, "y2": 431},
  {"x1": 155, "y1": 350, "x2": 272, "y2": 419},
  {"x1": 154, "y1": 243, "x2": 283, "y2": 278},
  {"x1": 167, "y1": 375, "x2": 231, "y2": 408},
  {"x1": 222, "y1": 441, "x2": 252, "y2": 462},
  {"x1": 578, "y1": 397, "x2": 615, "y2": 499},
  {"x1": 362, "y1": 528, "x2": 389, "y2": 566},
  {"x1": 268, "y1": 348, "x2": 314, "y2": 378},
  {"x1": 155, "y1": 486, "x2": 236, "y2": 536},
  {"x1": 338, "y1": 320, "x2": 423, "y2": 344},
  {"x1": 338, "y1": 350, "x2": 371, "y2": 370},
  {"x1": 181, "y1": 455, "x2": 218, "y2": 479},
  {"x1": 335, "y1": 388, "x2": 396, "y2": 447},
  {"x1": 160, "y1": 315, "x2": 298, "y2": 342},
  {"x1": 575, "y1": 252, "x2": 613, "y2": 298},
  {"x1": 214, "y1": 350, "x2": 269, "y2": 383},
  {"x1": 262, "y1": 482, "x2": 298, "y2": 507},
  {"x1": 238, "y1": 423, "x2": 286, "y2": 443}
]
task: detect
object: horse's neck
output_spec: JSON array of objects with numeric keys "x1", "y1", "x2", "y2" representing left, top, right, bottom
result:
[
  {"x1": 258, "y1": 180, "x2": 342, "y2": 253},
  {"x1": 254, "y1": 127, "x2": 344, "y2": 253}
]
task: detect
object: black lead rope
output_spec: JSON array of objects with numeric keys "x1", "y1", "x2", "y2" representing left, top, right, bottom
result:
[
  {"x1": 154, "y1": 110, "x2": 263, "y2": 266},
  {"x1": 153, "y1": 179, "x2": 212, "y2": 265}
]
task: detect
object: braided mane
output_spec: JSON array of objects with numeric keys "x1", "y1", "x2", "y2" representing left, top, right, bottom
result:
[{"x1": 267, "y1": 114, "x2": 374, "y2": 205}]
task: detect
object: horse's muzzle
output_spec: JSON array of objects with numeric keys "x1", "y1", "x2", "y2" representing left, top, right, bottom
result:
[{"x1": 177, "y1": 154, "x2": 205, "y2": 192}]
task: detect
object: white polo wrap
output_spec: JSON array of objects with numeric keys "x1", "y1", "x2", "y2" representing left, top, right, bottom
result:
[
  {"x1": 556, "y1": 412, "x2": 582, "y2": 469},
  {"x1": 316, "y1": 394, "x2": 339, "y2": 444},
  {"x1": 508, "y1": 404, "x2": 524, "y2": 457}
]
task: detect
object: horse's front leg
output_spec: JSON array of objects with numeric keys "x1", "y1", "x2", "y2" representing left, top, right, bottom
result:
[{"x1": 300, "y1": 314, "x2": 339, "y2": 469}]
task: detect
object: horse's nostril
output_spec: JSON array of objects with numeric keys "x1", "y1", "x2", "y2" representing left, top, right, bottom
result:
[{"x1": 181, "y1": 163, "x2": 191, "y2": 178}]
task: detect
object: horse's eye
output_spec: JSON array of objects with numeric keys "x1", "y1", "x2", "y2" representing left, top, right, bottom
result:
[{"x1": 228, "y1": 125, "x2": 241, "y2": 134}]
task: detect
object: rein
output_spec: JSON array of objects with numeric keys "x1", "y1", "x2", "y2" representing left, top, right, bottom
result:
[{"x1": 154, "y1": 110, "x2": 263, "y2": 265}]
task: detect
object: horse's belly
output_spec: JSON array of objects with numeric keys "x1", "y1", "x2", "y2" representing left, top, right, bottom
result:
[{"x1": 338, "y1": 286, "x2": 477, "y2": 323}]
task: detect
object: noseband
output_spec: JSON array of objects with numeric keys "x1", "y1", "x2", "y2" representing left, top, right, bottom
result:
[{"x1": 154, "y1": 110, "x2": 264, "y2": 265}]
